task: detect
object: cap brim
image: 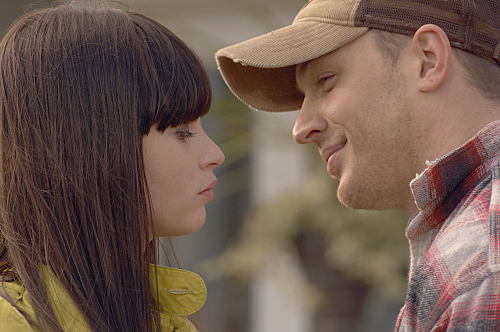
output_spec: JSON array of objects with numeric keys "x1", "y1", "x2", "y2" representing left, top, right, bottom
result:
[{"x1": 216, "y1": 20, "x2": 368, "y2": 112}]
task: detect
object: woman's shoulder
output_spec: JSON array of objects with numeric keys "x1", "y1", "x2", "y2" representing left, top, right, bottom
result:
[{"x1": 0, "y1": 277, "x2": 35, "y2": 332}]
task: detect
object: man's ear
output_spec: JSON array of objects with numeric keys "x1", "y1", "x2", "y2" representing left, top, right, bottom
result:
[{"x1": 411, "y1": 24, "x2": 451, "y2": 92}]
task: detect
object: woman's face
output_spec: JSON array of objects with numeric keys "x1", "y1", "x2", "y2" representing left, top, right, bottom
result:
[{"x1": 143, "y1": 118, "x2": 225, "y2": 237}]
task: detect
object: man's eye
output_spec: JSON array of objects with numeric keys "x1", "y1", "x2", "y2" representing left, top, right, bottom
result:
[
  {"x1": 318, "y1": 74, "x2": 335, "y2": 92},
  {"x1": 318, "y1": 75, "x2": 334, "y2": 84},
  {"x1": 176, "y1": 131, "x2": 195, "y2": 141}
]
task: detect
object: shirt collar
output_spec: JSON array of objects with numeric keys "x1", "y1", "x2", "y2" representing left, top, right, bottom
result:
[{"x1": 408, "y1": 121, "x2": 500, "y2": 237}]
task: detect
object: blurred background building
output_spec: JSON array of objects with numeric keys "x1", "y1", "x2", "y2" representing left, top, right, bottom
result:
[{"x1": 0, "y1": 1, "x2": 409, "y2": 331}]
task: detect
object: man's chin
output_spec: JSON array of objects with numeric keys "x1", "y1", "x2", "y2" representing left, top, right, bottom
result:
[{"x1": 336, "y1": 182, "x2": 392, "y2": 211}]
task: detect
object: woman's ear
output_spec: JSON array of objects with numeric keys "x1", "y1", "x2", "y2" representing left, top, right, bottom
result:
[{"x1": 411, "y1": 24, "x2": 451, "y2": 92}]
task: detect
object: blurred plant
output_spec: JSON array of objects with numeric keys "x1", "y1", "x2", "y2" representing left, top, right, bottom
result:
[
  {"x1": 201, "y1": 164, "x2": 409, "y2": 310},
  {"x1": 204, "y1": 80, "x2": 409, "y2": 313}
]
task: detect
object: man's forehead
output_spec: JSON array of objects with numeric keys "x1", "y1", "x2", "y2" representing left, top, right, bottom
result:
[
  {"x1": 296, "y1": 30, "x2": 382, "y2": 79},
  {"x1": 295, "y1": 52, "x2": 335, "y2": 94},
  {"x1": 296, "y1": 49, "x2": 341, "y2": 75}
]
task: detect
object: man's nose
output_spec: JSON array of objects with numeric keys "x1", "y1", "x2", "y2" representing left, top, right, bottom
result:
[{"x1": 292, "y1": 100, "x2": 327, "y2": 144}]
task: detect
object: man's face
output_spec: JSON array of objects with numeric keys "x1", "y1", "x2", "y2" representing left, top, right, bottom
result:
[{"x1": 294, "y1": 31, "x2": 420, "y2": 212}]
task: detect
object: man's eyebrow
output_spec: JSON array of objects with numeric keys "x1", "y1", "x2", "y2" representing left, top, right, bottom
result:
[
  {"x1": 296, "y1": 61, "x2": 309, "y2": 76},
  {"x1": 295, "y1": 61, "x2": 309, "y2": 94}
]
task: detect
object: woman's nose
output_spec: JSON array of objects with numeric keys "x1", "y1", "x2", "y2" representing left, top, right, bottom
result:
[{"x1": 204, "y1": 137, "x2": 225, "y2": 169}]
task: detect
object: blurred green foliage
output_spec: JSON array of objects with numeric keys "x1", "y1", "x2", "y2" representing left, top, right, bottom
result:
[
  {"x1": 203, "y1": 171, "x2": 409, "y2": 308},
  {"x1": 207, "y1": 87, "x2": 253, "y2": 200}
]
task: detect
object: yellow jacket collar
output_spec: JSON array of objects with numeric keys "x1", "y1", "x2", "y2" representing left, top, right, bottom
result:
[
  {"x1": 39, "y1": 264, "x2": 206, "y2": 331},
  {"x1": 40, "y1": 264, "x2": 207, "y2": 317},
  {"x1": 148, "y1": 264, "x2": 207, "y2": 316},
  {"x1": 1, "y1": 265, "x2": 206, "y2": 332}
]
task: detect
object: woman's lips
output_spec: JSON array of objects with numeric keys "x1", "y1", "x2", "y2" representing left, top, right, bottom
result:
[
  {"x1": 198, "y1": 178, "x2": 217, "y2": 200},
  {"x1": 198, "y1": 189, "x2": 214, "y2": 200}
]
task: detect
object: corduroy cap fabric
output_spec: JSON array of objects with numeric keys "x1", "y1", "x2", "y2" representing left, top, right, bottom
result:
[{"x1": 216, "y1": 0, "x2": 500, "y2": 112}]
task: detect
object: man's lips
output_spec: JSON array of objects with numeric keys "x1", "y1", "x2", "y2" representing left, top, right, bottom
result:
[
  {"x1": 320, "y1": 142, "x2": 346, "y2": 176},
  {"x1": 198, "y1": 178, "x2": 217, "y2": 200}
]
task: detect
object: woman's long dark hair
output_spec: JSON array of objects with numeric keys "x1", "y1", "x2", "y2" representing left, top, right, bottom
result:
[{"x1": 0, "y1": 4, "x2": 211, "y2": 332}]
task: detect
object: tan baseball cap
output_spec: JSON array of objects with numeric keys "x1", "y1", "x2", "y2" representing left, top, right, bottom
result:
[{"x1": 216, "y1": 0, "x2": 500, "y2": 112}]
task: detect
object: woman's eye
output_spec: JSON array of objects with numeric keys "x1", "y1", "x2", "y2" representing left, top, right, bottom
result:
[{"x1": 176, "y1": 131, "x2": 196, "y2": 141}]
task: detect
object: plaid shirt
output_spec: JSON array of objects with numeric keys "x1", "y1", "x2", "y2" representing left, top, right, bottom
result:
[{"x1": 395, "y1": 121, "x2": 500, "y2": 332}]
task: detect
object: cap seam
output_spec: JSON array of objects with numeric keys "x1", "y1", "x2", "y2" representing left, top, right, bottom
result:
[
  {"x1": 296, "y1": 16, "x2": 353, "y2": 27},
  {"x1": 462, "y1": 0, "x2": 476, "y2": 51}
]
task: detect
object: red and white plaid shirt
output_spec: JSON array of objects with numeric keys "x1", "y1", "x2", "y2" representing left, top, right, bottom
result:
[{"x1": 395, "y1": 121, "x2": 500, "y2": 332}]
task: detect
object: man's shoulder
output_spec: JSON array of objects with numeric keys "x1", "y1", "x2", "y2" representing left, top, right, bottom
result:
[
  {"x1": 437, "y1": 165, "x2": 498, "y2": 261},
  {"x1": 407, "y1": 165, "x2": 500, "y2": 327}
]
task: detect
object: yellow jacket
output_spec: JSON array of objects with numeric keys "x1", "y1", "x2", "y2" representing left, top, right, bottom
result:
[{"x1": 0, "y1": 265, "x2": 207, "y2": 332}]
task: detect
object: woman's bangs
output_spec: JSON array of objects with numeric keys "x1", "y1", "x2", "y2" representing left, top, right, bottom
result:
[
  {"x1": 133, "y1": 13, "x2": 212, "y2": 133},
  {"x1": 155, "y1": 55, "x2": 212, "y2": 131}
]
